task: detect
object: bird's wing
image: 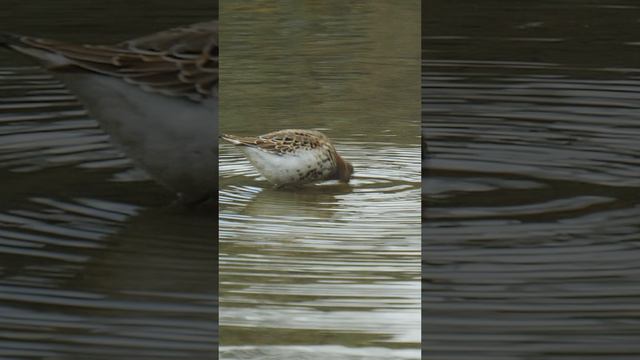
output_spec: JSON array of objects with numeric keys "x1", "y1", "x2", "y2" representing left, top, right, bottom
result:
[
  {"x1": 0, "y1": 20, "x2": 218, "y2": 102},
  {"x1": 222, "y1": 130, "x2": 328, "y2": 155}
]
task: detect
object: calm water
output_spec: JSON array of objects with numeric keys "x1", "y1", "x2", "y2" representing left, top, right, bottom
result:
[
  {"x1": 220, "y1": 1, "x2": 421, "y2": 359},
  {"x1": 423, "y1": 1, "x2": 640, "y2": 359},
  {"x1": 0, "y1": 2, "x2": 217, "y2": 359}
]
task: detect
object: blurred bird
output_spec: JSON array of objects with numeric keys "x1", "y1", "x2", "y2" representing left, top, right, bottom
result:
[{"x1": 0, "y1": 20, "x2": 218, "y2": 204}]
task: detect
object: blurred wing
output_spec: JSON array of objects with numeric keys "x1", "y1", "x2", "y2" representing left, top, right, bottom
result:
[{"x1": 1, "y1": 20, "x2": 218, "y2": 102}]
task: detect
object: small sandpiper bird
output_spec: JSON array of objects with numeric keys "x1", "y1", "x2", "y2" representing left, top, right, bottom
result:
[
  {"x1": 221, "y1": 129, "x2": 353, "y2": 187},
  {"x1": 0, "y1": 21, "x2": 218, "y2": 204}
]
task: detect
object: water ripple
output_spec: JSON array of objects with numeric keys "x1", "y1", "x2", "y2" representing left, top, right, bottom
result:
[
  {"x1": 423, "y1": 59, "x2": 640, "y2": 358},
  {"x1": 220, "y1": 139, "x2": 421, "y2": 350}
]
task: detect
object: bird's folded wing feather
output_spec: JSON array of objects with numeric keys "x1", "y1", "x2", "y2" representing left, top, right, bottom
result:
[
  {"x1": 0, "y1": 20, "x2": 218, "y2": 102},
  {"x1": 223, "y1": 130, "x2": 326, "y2": 155}
]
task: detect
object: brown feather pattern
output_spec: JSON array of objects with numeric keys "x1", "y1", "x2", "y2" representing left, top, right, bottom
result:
[
  {"x1": 12, "y1": 20, "x2": 218, "y2": 102},
  {"x1": 222, "y1": 129, "x2": 332, "y2": 155},
  {"x1": 221, "y1": 129, "x2": 354, "y2": 185}
]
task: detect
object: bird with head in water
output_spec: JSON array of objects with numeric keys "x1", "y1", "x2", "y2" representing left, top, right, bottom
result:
[{"x1": 221, "y1": 129, "x2": 353, "y2": 187}]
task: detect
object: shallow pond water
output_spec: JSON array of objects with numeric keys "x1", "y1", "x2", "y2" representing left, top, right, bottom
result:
[
  {"x1": 423, "y1": 1, "x2": 640, "y2": 359},
  {"x1": 0, "y1": 2, "x2": 217, "y2": 359},
  {"x1": 220, "y1": 1, "x2": 421, "y2": 359}
]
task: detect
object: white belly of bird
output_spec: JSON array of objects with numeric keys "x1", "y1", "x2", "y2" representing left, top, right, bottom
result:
[
  {"x1": 55, "y1": 73, "x2": 218, "y2": 202},
  {"x1": 241, "y1": 146, "x2": 334, "y2": 185}
]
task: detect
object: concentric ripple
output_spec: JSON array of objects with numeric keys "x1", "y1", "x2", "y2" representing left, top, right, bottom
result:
[
  {"x1": 423, "y1": 58, "x2": 640, "y2": 359},
  {"x1": 219, "y1": 139, "x2": 421, "y2": 357}
]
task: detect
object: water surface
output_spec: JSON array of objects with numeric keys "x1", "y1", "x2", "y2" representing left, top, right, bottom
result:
[
  {"x1": 423, "y1": 1, "x2": 640, "y2": 358},
  {"x1": 220, "y1": 1, "x2": 421, "y2": 359},
  {"x1": 0, "y1": 2, "x2": 217, "y2": 359}
]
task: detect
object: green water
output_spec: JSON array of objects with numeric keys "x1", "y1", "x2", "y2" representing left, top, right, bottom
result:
[{"x1": 220, "y1": 1, "x2": 421, "y2": 359}]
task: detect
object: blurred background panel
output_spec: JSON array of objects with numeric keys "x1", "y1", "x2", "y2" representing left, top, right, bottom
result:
[
  {"x1": 0, "y1": 2, "x2": 218, "y2": 359},
  {"x1": 423, "y1": 1, "x2": 640, "y2": 359}
]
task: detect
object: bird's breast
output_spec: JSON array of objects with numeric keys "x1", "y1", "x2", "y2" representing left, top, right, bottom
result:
[{"x1": 241, "y1": 147, "x2": 335, "y2": 185}]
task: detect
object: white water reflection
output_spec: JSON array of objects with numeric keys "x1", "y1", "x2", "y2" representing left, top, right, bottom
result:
[{"x1": 220, "y1": 143, "x2": 421, "y2": 354}]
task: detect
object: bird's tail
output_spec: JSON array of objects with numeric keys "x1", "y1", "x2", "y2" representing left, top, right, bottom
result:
[
  {"x1": 0, "y1": 32, "x2": 71, "y2": 67},
  {"x1": 220, "y1": 134, "x2": 253, "y2": 146}
]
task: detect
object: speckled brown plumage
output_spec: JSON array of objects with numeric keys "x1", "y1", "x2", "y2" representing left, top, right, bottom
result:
[
  {"x1": 222, "y1": 129, "x2": 329, "y2": 154},
  {"x1": 221, "y1": 129, "x2": 353, "y2": 186},
  {"x1": 0, "y1": 22, "x2": 219, "y2": 204},
  {"x1": 0, "y1": 20, "x2": 217, "y2": 102}
]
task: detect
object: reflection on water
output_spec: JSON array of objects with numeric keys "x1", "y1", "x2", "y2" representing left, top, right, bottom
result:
[
  {"x1": 0, "y1": 198, "x2": 217, "y2": 358},
  {"x1": 0, "y1": 3, "x2": 217, "y2": 359},
  {"x1": 423, "y1": 1, "x2": 640, "y2": 358},
  {"x1": 220, "y1": 1, "x2": 420, "y2": 359}
]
